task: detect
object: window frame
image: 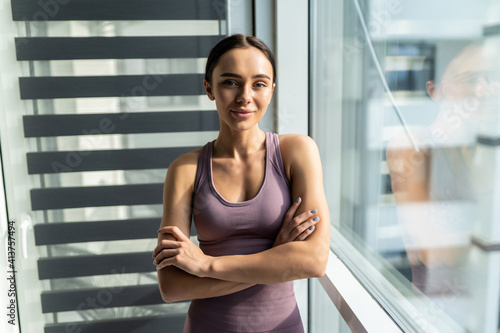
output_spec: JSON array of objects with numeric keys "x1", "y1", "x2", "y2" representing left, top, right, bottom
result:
[{"x1": 274, "y1": 0, "x2": 404, "y2": 332}]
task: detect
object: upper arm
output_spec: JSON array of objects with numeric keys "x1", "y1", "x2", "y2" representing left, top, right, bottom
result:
[
  {"x1": 156, "y1": 150, "x2": 199, "y2": 300},
  {"x1": 158, "y1": 150, "x2": 200, "y2": 244},
  {"x1": 386, "y1": 132, "x2": 431, "y2": 203},
  {"x1": 280, "y1": 135, "x2": 330, "y2": 261}
]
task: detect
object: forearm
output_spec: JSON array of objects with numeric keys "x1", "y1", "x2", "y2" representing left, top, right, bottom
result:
[
  {"x1": 157, "y1": 266, "x2": 254, "y2": 303},
  {"x1": 206, "y1": 240, "x2": 328, "y2": 284}
]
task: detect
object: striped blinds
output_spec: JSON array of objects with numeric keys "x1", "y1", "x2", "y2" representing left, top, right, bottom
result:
[{"x1": 12, "y1": 0, "x2": 226, "y2": 332}]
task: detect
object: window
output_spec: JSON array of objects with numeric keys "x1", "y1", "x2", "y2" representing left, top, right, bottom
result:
[
  {"x1": 0, "y1": 1, "x2": 254, "y2": 332},
  {"x1": 311, "y1": 0, "x2": 500, "y2": 331}
]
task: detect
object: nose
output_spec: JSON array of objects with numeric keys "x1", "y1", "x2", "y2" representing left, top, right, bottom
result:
[{"x1": 236, "y1": 84, "x2": 252, "y2": 104}]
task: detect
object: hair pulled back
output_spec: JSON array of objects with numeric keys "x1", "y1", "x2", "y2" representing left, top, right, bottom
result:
[{"x1": 204, "y1": 34, "x2": 276, "y2": 84}]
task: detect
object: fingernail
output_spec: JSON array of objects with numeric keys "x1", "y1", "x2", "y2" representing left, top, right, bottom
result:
[
  {"x1": 295, "y1": 197, "x2": 301, "y2": 203},
  {"x1": 157, "y1": 229, "x2": 161, "y2": 233},
  {"x1": 313, "y1": 216, "x2": 319, "y2": 222},
  {"x1": 309, "y1": 225, "x2": 315, "y2": 231},
  {"x1": 152, "y1": 252, "x2": 155, "y2": 259},
  {"x1": 153, "y1": 259, "x2": 156, "y2": 266},
  {"x1": 311, "y1": 209, "x2": 318, "y2": 214}
]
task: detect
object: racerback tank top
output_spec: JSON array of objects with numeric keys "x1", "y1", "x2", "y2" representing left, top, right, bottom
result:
[{"x1": 184, "y1": 132, "x2": 304, "y2": 333}]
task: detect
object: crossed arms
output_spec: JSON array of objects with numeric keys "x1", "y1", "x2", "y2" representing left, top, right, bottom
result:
[{"x1": 154, "y1": 135, "x2": 330, "y2": 303}]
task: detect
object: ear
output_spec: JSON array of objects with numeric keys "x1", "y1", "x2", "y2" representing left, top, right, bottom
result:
[
  {"x1": 203, "y1": 80, "x2": 215, "y2": 101},
  {"x1": 426, "y1": 80, "x2": 439, "y2": 100}
]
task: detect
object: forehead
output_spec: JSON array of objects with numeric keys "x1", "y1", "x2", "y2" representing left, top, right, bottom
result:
[
  {"x1": 444, "y1": 45, "x2": 497, "y2": 80},
  {"x1": 213, "y1": 47, "x2": 273, "y2": 78}
]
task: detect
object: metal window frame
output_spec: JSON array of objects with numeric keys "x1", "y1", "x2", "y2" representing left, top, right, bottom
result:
[
  {"x1": 272, "y1": 1, "x2": 311, "y2": 331},
  {"x1": 320, "y1": 249, "x2": 403, "y2": 333}
]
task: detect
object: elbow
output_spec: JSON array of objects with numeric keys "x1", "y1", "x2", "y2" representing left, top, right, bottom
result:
[
  {"x1": 157, "y1": 268, "x2": 189, "y2": 303},
  {"x1": 159, "y1": 285, "x2": 186, "y2": 304},
  {"x1": 314, "y1": 261, "x2": 327, "y2": 278},
  {"x1": 162, "y1": 296, "x2": 179, "y2": 304},
  {"x1": 300, "y1": 261, "x2": 326, "y2": 279},
  {"x1": 158, "y1": 277, "x2": 187, "y2": 303},
  {"x1": 159, "y1": 284, "x2": 177, "y2": 303},
  {"x1": 161, "y1": 293, "x2": 176, "y2": 304},
  {"x1": 309, "y1": 258, "x2": 327, "y2": 278},
  {"x1": 305, "y1": 248, "x2": 328, "y2": 278}
]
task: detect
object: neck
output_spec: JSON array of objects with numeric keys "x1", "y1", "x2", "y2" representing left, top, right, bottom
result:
[{"x1": 214, "y1": 126, "x2": 266, "y2": 159}]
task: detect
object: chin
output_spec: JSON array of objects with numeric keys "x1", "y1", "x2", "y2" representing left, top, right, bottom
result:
[{"x1": 225, "y1": 122, "x2": 259, "y2": 132}]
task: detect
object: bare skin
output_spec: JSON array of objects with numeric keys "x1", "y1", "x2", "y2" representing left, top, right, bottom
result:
[{"x1": 154, "y1": 46, "x2": 330, "y2": 303}]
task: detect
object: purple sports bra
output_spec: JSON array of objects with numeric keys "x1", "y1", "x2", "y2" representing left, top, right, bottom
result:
[{"x1": 184, "y1": 132, "x2": 304, "y2": 333}]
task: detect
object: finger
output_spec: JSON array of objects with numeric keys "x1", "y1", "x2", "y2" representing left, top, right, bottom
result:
[
  {"x1": 284, "y1": 197, "x2": 302, "y2": 221},
  {"x1": 290, "y1": 216, "x2": 320, "y2": 240},
  {"x1": 157, "y1": 226, "x2": 190, "y2": 242},
  {"x1": 157, "y1": 256, "x2": 178, "y2": 270},
  {"x1": 291, "y1": 197, "x2": 302, "y2": 209},
  {"x1": 157, "y1": 252, "x2": 189, "y2": 270},
  {"x1": 154, "y1": 248, "x2": 178, "y2": 265},
  {"x1": 153, "y1": 239, "x2": 180, "y2": 257},
  {"x1": 295, "y1": 225, "x2": 315, "y2": 241},
  {"x1": 289, "y1": 209, "x2": 319, "y2": 229}
]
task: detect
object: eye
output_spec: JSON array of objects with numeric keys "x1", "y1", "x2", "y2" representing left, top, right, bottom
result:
[
  {"x1": 254, "y1": 82, "x2": 267, "y2": 88},
  {"x1": 222, "y1": 80, "x2": 238, "y2": 86}
]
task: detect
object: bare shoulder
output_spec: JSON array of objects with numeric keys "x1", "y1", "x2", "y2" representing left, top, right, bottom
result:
[
  {"x1": 169, "y1": 147, "x2": 202, "y2": 170},
  {"x1": 278, "y1": 133, "x2": 318, "y2": 155},
  {"x1": 165, "y1": 147, "x2": 203, "y2": 188},
  {"x1": 160, "y1": 147, "x2": 203, "y2": 236},
  {"x1": 278, "y1": 134, "x2": 320, "y2": 177}
]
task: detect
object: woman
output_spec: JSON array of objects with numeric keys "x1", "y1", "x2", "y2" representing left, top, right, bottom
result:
[{"x1": 153, "y1": 34, "x2": 330, "y2": 332}]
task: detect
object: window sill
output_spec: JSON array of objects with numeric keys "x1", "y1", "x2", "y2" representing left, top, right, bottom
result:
[{"x1": 319, "y1": 249, "x2": 402, "y2": 333}]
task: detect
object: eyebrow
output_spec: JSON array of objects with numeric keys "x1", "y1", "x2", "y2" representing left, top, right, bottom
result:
[
  {"x1": 454, "y1": 71, "x2": 475, "y2": 80},
  {"x1": 219, "y1": 73, "x2": 271, "y2": 80}
]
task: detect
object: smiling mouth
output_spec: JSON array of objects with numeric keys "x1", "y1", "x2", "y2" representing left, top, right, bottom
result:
[
  {"x1": 231, "y1": 109, "x2": 254, "y2": 114},
  {"x1": 230, "y1": 110, "x2": 255, "y2": 119}
]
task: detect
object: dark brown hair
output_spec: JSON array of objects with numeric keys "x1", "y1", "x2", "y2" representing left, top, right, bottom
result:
[{"x1": 204, "y1": 34, "x2": 276, "y2": 83}]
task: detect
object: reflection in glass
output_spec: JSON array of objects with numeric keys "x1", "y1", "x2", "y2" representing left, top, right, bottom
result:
[
  {"x1": 387, "y1": 41, "x2": 500, "y2": 328},
  {"x1": 312, "y1": 0, "x2": 500, "y2": 331}
]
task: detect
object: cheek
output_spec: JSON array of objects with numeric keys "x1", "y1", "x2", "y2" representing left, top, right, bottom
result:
[
  {"x1": 444, "y1": 83, "x2": 474, "y2": 100},
  {"x1": 258, "y1": 91, "x2": 274, "y2": 105},
  {"x1": 214, "y1": 92, "x2": 232, "y2": 113},
  {"x1": 216, "y1": 88, "x2": 236, "y2": 102}
]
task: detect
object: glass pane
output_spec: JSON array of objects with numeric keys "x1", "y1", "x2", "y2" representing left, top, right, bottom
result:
[
  {"x1": 0, "y1": 0, "x2": 246, "y2": 330},
  {"x1": 311, "y1": 0, "x2": 500, "y2": 332}
]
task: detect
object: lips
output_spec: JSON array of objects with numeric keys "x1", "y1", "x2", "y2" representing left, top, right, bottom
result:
[
  {"x1": 230, "y1": 109, "x2": 254, "y2": 119},
  {"x1": 231, "y1": 109, "x2": 253, "y2": 113}
]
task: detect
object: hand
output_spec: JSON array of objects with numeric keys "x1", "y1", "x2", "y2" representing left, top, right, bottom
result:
[
  {"x1": 153, "y1": 226, "x2": 212, "y2": 277},
  {"x1": 273, "y1": 197, "x2": 320, "y2": 247}
]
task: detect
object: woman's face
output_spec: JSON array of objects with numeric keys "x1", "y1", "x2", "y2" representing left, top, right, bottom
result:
[{"x1": 204, "y1": 47, "x2": 275, "y2": 132}]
